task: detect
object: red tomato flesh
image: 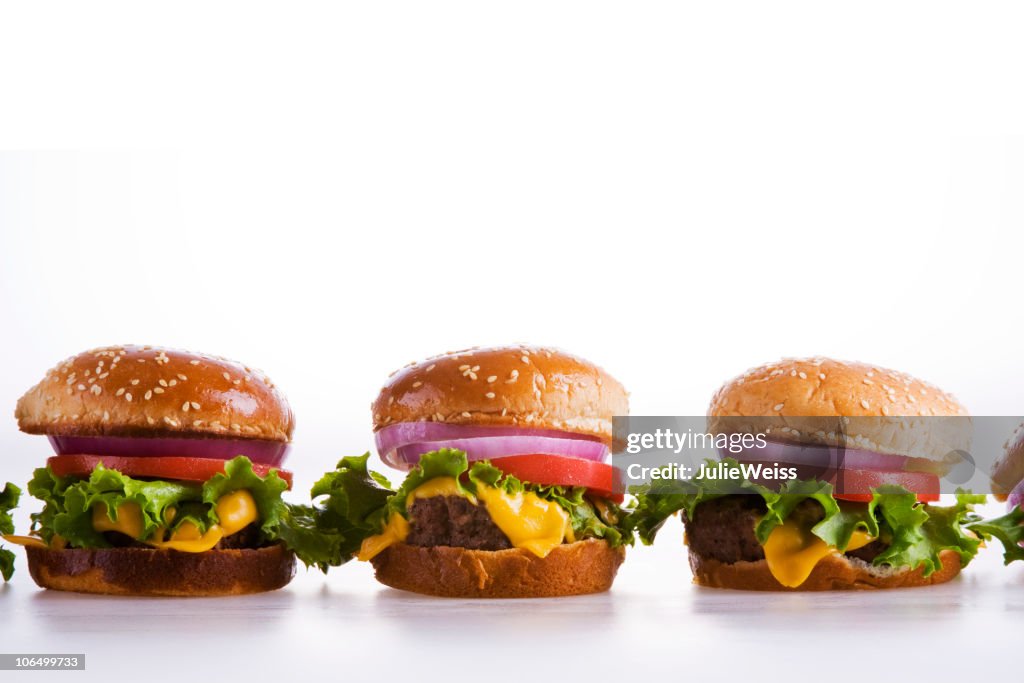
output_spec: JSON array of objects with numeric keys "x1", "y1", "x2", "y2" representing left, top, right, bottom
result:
[
  {"x1": 486, "y1": 454, "x2": 623, "y2": 502},
  {"x1": 47, "y1": 455, "x2": 293, "y2": 490}
]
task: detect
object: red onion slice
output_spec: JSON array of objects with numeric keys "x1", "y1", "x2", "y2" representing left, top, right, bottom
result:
[
  {"x1": 48, "y1": 435, "x2": 291, "y2": 467},
  {"x1": 392, "y1": 435, "x2": 609, "y2": 469},
  {"x1": 1007, "y1": 478, "x2": 1024, "y2": 511},
  {"x1": 376, "y1": 422, "x2": 601, "y2": 454},
  {"x1": 727, "y1": 439, "x2": 936, "y2": 473}
]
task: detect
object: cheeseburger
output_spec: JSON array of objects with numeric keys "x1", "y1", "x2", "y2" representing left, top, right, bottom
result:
[
  {"x1": 6, "y1": 345, "x2": 300, "y2": 596},
  {"x1": 308, "y1": 345, "x2": 632, "y2": 598},
  {"x1": 630, "y1": 357, "x2": 986, "y2": 591}
]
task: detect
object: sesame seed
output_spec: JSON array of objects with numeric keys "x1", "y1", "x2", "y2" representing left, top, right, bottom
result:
[
  {"x1": 426, "y1": 364, "x2": 436, "y2": 372},
  {"x1": 798, "y1": 372, "x2": 807, "y2": 379},
  {"x1": 77, "y1": 384, "x2": 85, "y2": 391},
  {"x1": 103, "y1": 411, "x2": 110, "y2": 421},
  {"x1": 818, "y1": 373, "x2": 826, "y2": 380},
  {"x1": 182, "y1": 402, "x2": 190, "y2": 412},
  {"x1": 189, "y1": 360, "x2": 200, "y2": 365},
  {"x1": 146, "y1": 416, "x2": 155, "y2": 425},
  {"x1": 863, "y1": 378, "x2": 873, "y2": 385},
  {"x1": 190, "y1": 402, "x2": 200, "y2": 410},
  {"x1": 177, "y1": 374, "x2": 187, "y2": 381},
  {"x1": 131, "y1": 379, "x2": 140, "y2": 385},
  {"x1": 168, "y1": 379, "x2": 177, "y2": 387},
  {"x1": 144, "y1": 390, "x2": 153, "y2": 400},
  {"x1": 462, "y1": 412, "x2": 471, "y2": 418},
  {"x1": 412, "y1": 381, "x2": 423, "y2": 388},
  {"x1": 487, "y1": 376, "x2": 497, "y2": 383},
  {"x1": 471, "y1": 366, "x2": 480, "y2": 372},
  {"x1": 158, "y1": 379, "x2": 168, "y2": 387},
  {"x1": 860, "y1": 399, "x2": 870, "y2": 409},
  {"x1": 125, "y1": 393, "x2": 133, "y2": 402},
  {"x1": 485, "y1": 392, "x2": 496, "y2": 399},
  {"x1": 90, "y1": 385, "x2": 102, "y2": 395},
  {"x1": 459, "y1": 365, "x2": 470, "y2": 371},
  {"x1": 164, "y1": 417, "x2": 178, "y2": 427},
  {"x1": 223, "y1": 372, "x2": 231, "y2": 381},
  {"x1": 153, "y1": 387, "x2": 164, "y2": 394},
  {"x1": 116, "y1": 388, "x2": 125, "y2": 396},
  {"x1": 773, "y1": 403, "x2": 784, "y2": 411},
  {"x1": 521, "y1": 356, "x2": 529, "y2": 364}
]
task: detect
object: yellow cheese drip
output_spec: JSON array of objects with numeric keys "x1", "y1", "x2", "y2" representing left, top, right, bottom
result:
[
  {"x1": 357, "y1": 512, "x2": 410, "y2": 561},
  {"x1": 356, "y1": 476, "x2": 572, "y2": 561},
  {"x1": 2, "y1": 534, "x2": 48, "y2": 548},
  {"x1": 475, "y1": 486, "x2": 571, "y2": 558},
  {"x1": 763, "y1": 519, "x2": 874, "y2": 588},
  {"x1": 92, "y1": 501, "x2": 145, "y2": 539},
  {"x1": 84, "y1": 490, "x2": 258, "y2": 553}
]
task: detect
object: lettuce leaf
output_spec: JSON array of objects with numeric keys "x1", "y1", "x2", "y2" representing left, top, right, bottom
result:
[
  {"x1": 627, "y1": 459, "x2": 984, "y2": 577},
  {"x1": 300, "y1": 449, "x2": 632, "y2": 572},
  {"x1": 0, "y1": 482, "x2": 20, "y2": 581},
  {"x1": 285, "y1": 453, "x2": 395, "y2": 570},
  {"x1": 203, "y1": 456, "x2": 288, "y2": 536},
  {"x1": 967, "y1": 505, "x2": 1024, "y2": 564},
  {"x1": 26, "y1": 457, "x2": 289, "y2": 550}
]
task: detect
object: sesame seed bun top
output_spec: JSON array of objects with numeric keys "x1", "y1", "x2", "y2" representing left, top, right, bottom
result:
[
  {"x1": 16, "y1": 345, "x2": 294, "y2": 442},
  {"x1": 707, "y1": 357, "x2": 969, "y2": 463},
  {"x1": 371, "y1": 345, "x2": 628, "y2": 444}
]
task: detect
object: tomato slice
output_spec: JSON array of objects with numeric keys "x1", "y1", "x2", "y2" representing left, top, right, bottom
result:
[
  {"x1": 829, "y1": 468, "x2": 939, "y2": 503},
  {"x1": 47, "y1": 455, "x2": 293, "y2": 490},
  {"x1": 485, "y1": 455, "x2": 622, "y2": 502}
]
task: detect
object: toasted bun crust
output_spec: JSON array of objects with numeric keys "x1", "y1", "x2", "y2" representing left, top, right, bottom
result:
[
  {"x1": 16, "y1": 345, "x2": 294, "y2": 441},
  {"x1": 25, "y1": 544, "x2": 295, "y2": 596},
  {"x1": 369, "y1": 540, "x2": 625, "y2": 598},
  {"x1": 371, "y1": 346, "x2": 628, "y2": 444},
  {"x1": 707, "y1": 357, "x2": 969, "y2": 463},
  {"x1": 688, "y1": 548, "x2": 962, "y2": 591}
]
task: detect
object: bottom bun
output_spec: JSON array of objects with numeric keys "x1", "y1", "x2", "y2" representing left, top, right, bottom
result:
[
  {"x1": 26, "y1": 543, "x2": 295, "y2": 597},
  {"x1": 370, "y1": 539, "x2": 625, "y2": 598},
  {"x1": 689, "y1": 548, "x2": 963, "y2": 591}
]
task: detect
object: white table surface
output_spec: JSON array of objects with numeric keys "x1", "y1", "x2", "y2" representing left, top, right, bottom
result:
[{"x1": 1, "y1": 507, "x2": 1020, "y2": 683}]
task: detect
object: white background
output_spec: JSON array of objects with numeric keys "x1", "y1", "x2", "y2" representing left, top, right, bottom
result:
[{"x1": 1, "y1": 2, "x2": 1023, "y2": 681}]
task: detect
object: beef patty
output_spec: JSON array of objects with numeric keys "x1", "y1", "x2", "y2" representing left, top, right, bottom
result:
[
  {"x1": 406, "y1": 496, "x2": 512, "y2": 550},
  {"x1": 682, "y1": 495, "x2": 887, "y2": 564}
]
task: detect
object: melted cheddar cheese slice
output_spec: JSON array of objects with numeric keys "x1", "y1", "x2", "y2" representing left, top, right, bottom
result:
[
  {"x1": 17, "y1": 489, "x2": 260, "y2": 553},
  {"x1": 5, "y1": 491, "x2": 259, "y2": 553},
  {"x1": 763, "y1": 518, "x2": 874, "y2": 588},
  {"x1": 357, "y1": 476, "x2": 572, "y2": 561}
]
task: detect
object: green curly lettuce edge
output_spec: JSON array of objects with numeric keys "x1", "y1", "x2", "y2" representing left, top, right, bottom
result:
[
  {"x1": 1, "y1": 482, "x2": 21, "y2": 581},
  {"x1": 295, "y1": 448, "x2": 633, "y2": 572},
  {"x1": 624, "y1": 458, "x2": 985, "y2": 578},
  {"x1": 966, "y1": 505, "x2": 1024, "y2": 564}
]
